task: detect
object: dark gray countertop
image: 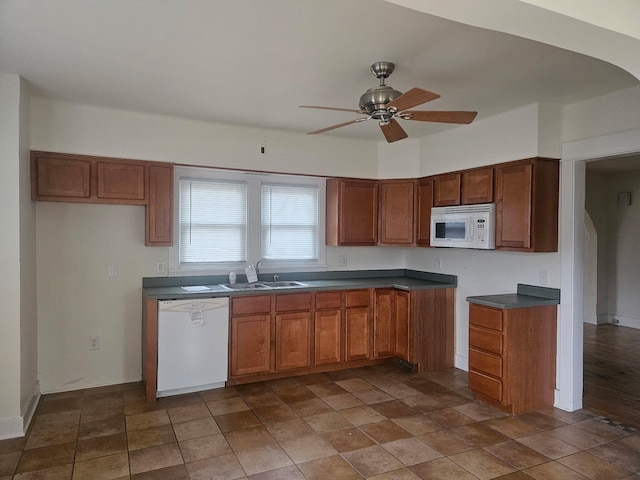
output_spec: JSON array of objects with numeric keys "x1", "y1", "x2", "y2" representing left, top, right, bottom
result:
[
  {"x1": 466, "y1": 284, "x2": 560, "y2": 309},
  {"x1": 142, "y1": 269, "x2": 457, "y2": 300}
]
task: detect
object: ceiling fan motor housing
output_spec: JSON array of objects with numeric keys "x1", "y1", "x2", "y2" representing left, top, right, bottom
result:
[{"x1": 359, "y1": 86, "x2": 402, "y2": 120}]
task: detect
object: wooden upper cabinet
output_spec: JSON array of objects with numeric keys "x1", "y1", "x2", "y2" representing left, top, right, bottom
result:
[
  {"x1": 32, "y1": 154, "x2": 91, "y2": 199},
  {"x1": 433, "y1": 173, "x2": 461, "y2": 207},
  {"x1": 97, "y1": 161, "x2": 145, "y2": 200},
  {"x1": 326, "y1": 178, "x2": 378, "y2": 246},
  {"x1": 495, "y1": 158, "x2": 559, "y2": 252},
  {"x1": 416, "y1": 177, "x2": 434, "y2": 247},
  {"x1": 461, "y1": 167, "x2": 494, "y2": 205},
  {"x1": 146, "y1": 164, "x2": 174, "y2": 246},
  {"x1": 32, "y1": 151, "x2": 174, "y2": 247},
  {"x1": 379, "y1": 179, "x2": 416, "y2": 245}
]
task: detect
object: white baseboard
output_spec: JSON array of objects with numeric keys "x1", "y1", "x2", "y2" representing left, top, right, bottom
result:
[
  {"x1": 583, "y1": 314, "x2": 598, "y2": 325},
  {"x1": 0, "y1": 380, "x2": 41, "y2": 440},
  {"x1": 454, "y1": 354, "x2": 468, "y2": 372},
  {"x1": 608, "y1": 314, "x2": 640, "y2": 329}
]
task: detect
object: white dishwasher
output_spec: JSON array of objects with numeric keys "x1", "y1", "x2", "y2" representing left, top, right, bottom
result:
[{"x1": 157, "y1": 297, "x2": 229, "y2": 397}]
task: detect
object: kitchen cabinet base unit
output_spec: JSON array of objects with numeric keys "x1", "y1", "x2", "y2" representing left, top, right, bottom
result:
[{"x1": 468, "y1": 303, "x2": 557, "y2": 414}]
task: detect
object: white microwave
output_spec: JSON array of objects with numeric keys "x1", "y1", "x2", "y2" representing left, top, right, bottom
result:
[{"x1": 430, "y1": 203, "x2": 495, "y2": 249}]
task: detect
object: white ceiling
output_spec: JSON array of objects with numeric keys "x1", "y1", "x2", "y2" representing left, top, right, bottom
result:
[{"x1": 0, "y1": 0, "x2": 637, "y2": 142}]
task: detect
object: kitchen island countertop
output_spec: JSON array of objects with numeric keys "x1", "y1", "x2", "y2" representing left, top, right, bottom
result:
[{"x1": 466, "y1": 284, "x2": 560, "y2": 310}]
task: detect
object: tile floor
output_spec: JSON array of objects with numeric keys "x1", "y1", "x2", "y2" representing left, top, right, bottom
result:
[{"x1": 1, "y1": 365, "x2": 639, "y2": 479}]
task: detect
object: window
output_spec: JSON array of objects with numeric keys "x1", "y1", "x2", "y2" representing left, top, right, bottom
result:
[
  {"x1": 170, "y1": 166, "x2": 326, "y2": 273},
  {"x1": 179, "y1": 178, "x2": 247, "y2": 265},
  {"x1": 261, "y1": 183, "x2": 318, "y2": 261}
]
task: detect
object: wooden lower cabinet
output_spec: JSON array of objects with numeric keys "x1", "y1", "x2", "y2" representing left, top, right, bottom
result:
[
  {"x1": 223, "y1": 287, "x2": 455, "y2": 385},
  {"x1": 275, "y1": 312, "x2": 312, "y2": 371},
  {"x1": 230, "y1": 314, "x2": 272, "y2": 376},
  {"x1": 468, "y1": 302, "x2": 557, "y2": 414}
]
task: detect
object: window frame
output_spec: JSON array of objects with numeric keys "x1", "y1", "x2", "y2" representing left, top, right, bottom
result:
[{"x1": 169, "y1": 166, "x2": 327, "y2": 275}]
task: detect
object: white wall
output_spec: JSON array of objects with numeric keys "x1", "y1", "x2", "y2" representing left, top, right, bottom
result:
[
  {"x1": 586, "y1": 170, "x2": 640, "y2": 329},
  {"x1": 0, "y1": 74, "x2": 38, "y2": 439}
]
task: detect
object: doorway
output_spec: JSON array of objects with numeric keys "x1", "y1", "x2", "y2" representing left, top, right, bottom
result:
[{"x1": 582, "y1": 155, "x2": 640, "y2": 428}]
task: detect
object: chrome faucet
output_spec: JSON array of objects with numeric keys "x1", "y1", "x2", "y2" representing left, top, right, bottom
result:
[{"x1": 255, "y1": 260, "x2": 263, "y2": 275}]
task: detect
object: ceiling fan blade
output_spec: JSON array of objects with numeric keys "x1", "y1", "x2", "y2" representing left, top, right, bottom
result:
[
  {"x1": 379, "y1": 118, "x2": 408, "y2": 143},
  {"x1": 403, "y1": 110, "x2": 478, "y2": 124},
  {"x1": 386, "y1": 87, "x2": 440, "y2": 112},
  {"x1": 307, "y1": 117, "x2": 369, "y2": 135},
  {"x1": 299, "y1": 105, "x2": 364, "y2": 114}
]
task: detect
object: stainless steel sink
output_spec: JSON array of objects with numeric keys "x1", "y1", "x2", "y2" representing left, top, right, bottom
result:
[
  {"x1": 219, "y1": 282, "x2": 271, "y2": 291},
  {"x1": 219, "y1": 280, "x2": 307, "y2": 291},
  {"x1": 260, "y1": 281, "x2": 307, "y2": 289}
]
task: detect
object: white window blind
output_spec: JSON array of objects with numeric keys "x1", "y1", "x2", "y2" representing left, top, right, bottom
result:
[
  {"x1": 179, "y1": 178, "x2": 247, "y2": 265},
  {"x1": 261, "y1": 183, "x2": 318, "y2": 261}
]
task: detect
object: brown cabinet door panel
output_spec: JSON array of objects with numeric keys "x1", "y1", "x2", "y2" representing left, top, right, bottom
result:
[
  {"x1": 394, "y1": 290, "x2": 411, "y2": 361},
  {"x1": 469, "y1": 326, "x2": 503, "y2": 355},
  {"x1": 495, "y1": 162, "x2": 532, "y2": 249},
  {"x1": 379, "y1": 180, "x2": 415, "y2": 245},
  {"x1": 36, "y1": 157, "x2": 91, "y2": 198},
  {"x1": 416, "y1": 178, "x2": 434, "y2": 246},
  {"x1": 469, "y1": 304, "x2": 503, "y2": 331},
  {"x1": 276, "y1": 293, "x2": 312, "y2": 312},
  {"x1": 345, "y1": 290, "x2": 371, "y2": 308},
  {"x1": 315, "y1": 309, "x2": 342, "y2": 365},
  {"x1": 315, "y1": 291, "x2": 342, "y2": 310},
  {"x1": 231, "y1": 295, "x2": 272, "y2": 316},
  {"x1": 462, "y1": 167, "x2": 493, "y2": 205},
  {"x1": 276, "y1": 312, "x2": 312, "y2": 370},
  {"x1": 345, "y1": 307, "x2": 371, "y2": 361},
  {"x1": 146, "y1": 164, "x2": 174, "y2": 246},
  {"x1": 433, "y1": 173, "x2": 461, "y2": 206},
  {"x1": 469, "y1": 348, "x2": 502, "y2": 378},
  {"x1": 230, "y1": 315, "x2": 272, "y2": 376},
  {"x1": 374, "y1": 290, "x2": 394, "y2": 358},
  {"x1": 469, "y1": 370, "x2": 502, "y2": 401},
  {"x1": 97, "y1": 162, "x2": 145, "y2": 200}
]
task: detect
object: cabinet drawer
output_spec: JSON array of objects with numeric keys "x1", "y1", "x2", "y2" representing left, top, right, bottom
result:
[
  {"x1": 469, "y1": 370, "x2": 502, "y2": 401},
  {"x1": 276, "y1": 293, "x2": 312, "y2": 312},
  {"x1": 315, "y1": 291, "x2": 342, "y2": 310},
  {"x1": 469, "y1": 326, "x2": 503, "y2": 355},
  {"x1": 469, "y1": 304, "x2": 503, "y2": 331},
  {"x1": 469, "y1": 348, "x2": 502, "y2": 378},
  {"x1": 345, "y1": 290, "x2": 371, "y2": 308},
  {"x1": 231, "y1": 295, "x2": 272, "y2": 315}
]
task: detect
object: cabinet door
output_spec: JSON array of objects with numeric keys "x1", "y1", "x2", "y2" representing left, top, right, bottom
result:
[
  {"x1": 230, "y1": 315, "x2": 272, "y2": 376},
  {"x1": 276, "y1": 312, "x2": 312, "y2": 370},
  {"x1": 461, "y1": 167, "x2": 493, "y2": 205},
  {"x1": 315, "y1": 309, "x2": 342, "y2": 365},
  {"x1": 379, "y1": 180, "x2": 415, "y2": 245},
  {"x1": 146, "y1": 164, "x2": 174, "y2": 246},
  {"x1": 416, "y1": 177, "x2": 434, "y2": 246},
  {"x1": 433, "y1": 173, "x2": 461, "y2": 206},
  {"x1": 495, "y1": 162, "x2": 532, "y2": 249},
  {"x1": 394, "y1": 290, "x2": 411, "y2": 362},
  {"x1": 34, "y1": 156, "x2": 91, "y2": 199},
  {"x1": 345, "y1": 307, "x2": 371, "y2": 361},
  {"x1": 97, "y1": 161, "x2": 145, "y2": 200},
  {"x1": 326, "y1": 178, "x2": 378, "y2": 246},
  {"x1": 373, "y1": 290, "x2": 394, "y2": 358}
]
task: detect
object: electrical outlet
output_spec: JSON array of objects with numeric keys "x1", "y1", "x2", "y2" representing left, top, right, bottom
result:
[
  {"x1": 539, "y1": 269, "x2": 548, "y2": 285},
  {"x1": 156, "y1": 260, "x2": 166, "y2": 274},
  {"x1": 338, "y1": 255, "x2": 348, "y2": 266},
  {"x1": 107, "y1": 263, "x2": 118, "y2": 278},
  {"x1": 89, "y1": 336, "x2": 100, "y2": 351},
  {"x1": 436, "y1": 258, "x2": 443, "y2": 270}
]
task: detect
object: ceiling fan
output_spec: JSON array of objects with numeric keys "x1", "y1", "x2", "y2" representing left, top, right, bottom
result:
[{"x1": 300, "y1": 62, "x2": 477, "y2": 143}]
